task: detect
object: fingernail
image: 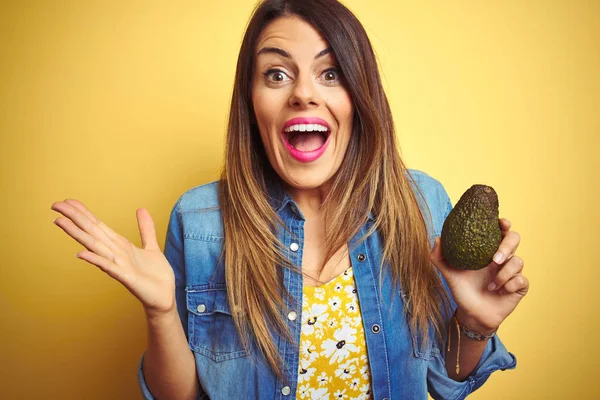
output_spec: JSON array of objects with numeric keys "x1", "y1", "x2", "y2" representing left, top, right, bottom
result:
[
  {"x1": 488, "y1": 282, "x2": 497, "y2": 291},
  {"x1": 493, "y1": 252, "x2": 504, "y2": 263},
  {"x1": 75, "y1": 253, "x2": 80, "y2": 258}
]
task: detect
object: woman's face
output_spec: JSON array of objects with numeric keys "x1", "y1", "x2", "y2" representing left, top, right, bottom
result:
[{"x1": 252, "y1": 16, "x2": 354, "y2": 190}]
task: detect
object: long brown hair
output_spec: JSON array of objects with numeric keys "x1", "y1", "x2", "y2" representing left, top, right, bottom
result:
[{"x1": 218, "y1": 0, "x2": 451, "y2": 378}]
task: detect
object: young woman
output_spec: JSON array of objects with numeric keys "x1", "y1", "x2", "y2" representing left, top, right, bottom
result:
[{"x1": 51, "y1": 0, "x2": 528, "y2": 399}]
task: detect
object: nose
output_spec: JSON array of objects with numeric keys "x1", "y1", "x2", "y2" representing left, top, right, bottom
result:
[{"x1": 288, "y1": 73, "x2": 320, "y2": 109}]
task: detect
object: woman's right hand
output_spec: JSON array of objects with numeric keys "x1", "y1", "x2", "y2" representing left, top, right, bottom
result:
[{"x1": 51, "y1": 199, "x2": 176, "y2": 318}]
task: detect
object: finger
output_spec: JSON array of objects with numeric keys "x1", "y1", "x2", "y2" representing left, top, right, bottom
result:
[
  {"x1": 430, "y1": 236, "x2": 453, "y2": 279},
  {"x1": 492, "y1": 230, "x2": 521, "y2": 265},
  {"x1": 54, "y1": 216, "x2": 116, "y2": 260},
  {"x1": 51, "y1": 200, "x2": 118, "y2": 250},
  {"x1": 499, "y1": 218, "x2": 511, "y2": 235},
  {"x1": 76, "y1": 250, "x2": 126, "y2": 282},
  {"x1": 488, "y1": 255, "x2": 524, "y2": 291},
  {"x1": 136, "y1": 208, "x2": 159, "y2": 250},
  {"x1": 63, "y1": 199, "x2": 126, "y2": 246},
  {"x1": 498, "y1": 273, "x2": 529, "y2": 297}
]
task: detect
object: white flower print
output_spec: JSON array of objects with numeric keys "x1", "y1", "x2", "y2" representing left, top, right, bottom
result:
[
  {"x1": 298, "y1": 364, "x2": 317, "y2": 384},
  {"x1": 317, "y1": 372, "x2": 331, "y2": 387},
  {"x1": 315, "y1": 327, "x2": 325, "y2": 339},
  {"x1": 344, "y1": 284, "x2": 358, "y2": 299},
  {"x1": 300, "y1": 339, "x2": 319, "y2": 364},
  {"x1": 359, "y1": 383, "x2": 371, "y2": 395},
  {"x1": 341, "y1": 268, "x2": 351, "y2": 281},
  {"x1": 333, "y1": 389, "x2": 348, "y2": 399},
  {"x1": 312, "y1": 387, "x2": 329, "y2": 400},
  {"x1": 298, "y1": 384, "x2": 312, "y2": 399},
  {"x1": 348, "y1": 377, "x2": 361, "y2": 390},
  {"x1": 298, "y1": 267, "x2": 372, "y2": 398},
  {"x1": 334, "y1": 360, "x2": 356, "y2": 380},
  {"x1": 329, "y1": 296, "x2": 342, "y2": 312},
  {"x1": 314, "y1": 287, "x2": 325, "y2": 300},
  {"x1": 346, "y1": 300, "x2": 358, "y2": 314},
  {"x1": 357, "y1": 392, "x2": 370, "y2": 400},
  {"x1": 302, "y1": 303, "x2": 329, "y2": 335},
  {"x1": 361, "y1": 363, "x2": 370, "y2": 381},
  {"x1": 321, "y1": 324, "x2": 358, "y2": 364}
]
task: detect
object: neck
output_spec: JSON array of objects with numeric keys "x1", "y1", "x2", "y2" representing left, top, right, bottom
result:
[{"x1": 284, "y1": 181, "x2": 332, "y2": 219}]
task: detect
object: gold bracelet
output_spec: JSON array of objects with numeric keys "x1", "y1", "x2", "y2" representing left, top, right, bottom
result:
[
  {"x1": 447, "y1": 314, "x2": 461, "y2": 375},
  {"x1": 447, "y1": 311, "x2": 497, "y2": 376}
]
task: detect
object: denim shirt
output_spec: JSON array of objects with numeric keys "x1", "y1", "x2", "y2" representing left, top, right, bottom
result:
[{"x1": 138, "y1": 169, "x2": 516, "y2": 400}]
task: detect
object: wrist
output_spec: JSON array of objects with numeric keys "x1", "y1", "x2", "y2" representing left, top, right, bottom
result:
[
  {"x1": 144, "y1": 306, "x2": 178, "y2": 325},
  {"x1": 455, "y1": 308, "x2": 499, "y2": 336}
]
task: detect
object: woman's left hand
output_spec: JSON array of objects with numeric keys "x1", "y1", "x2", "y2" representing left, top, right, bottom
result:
[{"x1": 430, "y1": 218, "x2": 529, "y2": 334}]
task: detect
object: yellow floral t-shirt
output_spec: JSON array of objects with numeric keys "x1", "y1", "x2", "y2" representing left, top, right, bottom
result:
[{"x1": 296, "y1": 267, "x2": 373, "y2": 400}]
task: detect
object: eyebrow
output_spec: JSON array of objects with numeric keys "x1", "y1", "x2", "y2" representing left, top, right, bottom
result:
[{"x1": 256, "y1": 46, "x2": 333, "y2": 60}]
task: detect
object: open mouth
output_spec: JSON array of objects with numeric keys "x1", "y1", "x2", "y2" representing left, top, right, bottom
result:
[{"x1": 283, "y1": 124, "x2": 330, "y2": 152}]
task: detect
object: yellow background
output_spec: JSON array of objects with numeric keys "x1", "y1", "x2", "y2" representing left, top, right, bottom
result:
[{"x1": 1, "y1": 0, "x2": 598, "y2": 398}]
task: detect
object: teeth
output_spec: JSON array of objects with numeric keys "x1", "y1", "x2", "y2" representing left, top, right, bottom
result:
[{"x1": 284, "y1": 123, "x2": 329, "y2": 133}]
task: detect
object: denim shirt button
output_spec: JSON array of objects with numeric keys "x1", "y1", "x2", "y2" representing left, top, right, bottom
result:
[
  {"x1": 371, "y1": 324, "x2": 381, "y2": 334},
  {"x1": 357, "y1": 253, "x2": 366, "y2": 262},
  {"x1": 281, "y1": 385, "x2": 291, "y2": 395},
  {"x1": 290, "y1": 242, "x2": 299, "y2": 252},
  {"x1": 287, "y1": 311, "x2": 298, "y2": 321},
  {"x1": 196, "y1": 304, "x2": 206, "y2": 313}
]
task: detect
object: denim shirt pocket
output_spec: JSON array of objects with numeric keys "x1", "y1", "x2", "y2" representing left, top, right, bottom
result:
[
  {"x1": 403, "y1": 292, "x2": 442, "y2": 361},
  {"x1": 412, "y1": 330, "x2": 441, "y2": 361},
  {"x1": 186, "y1": 284, "x2": 249, "y2": 362}
]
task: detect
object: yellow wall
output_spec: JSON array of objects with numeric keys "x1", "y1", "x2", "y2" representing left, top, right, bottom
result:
[{"x1": 1, "y1": 1, "x2": 597, "y2": 398}]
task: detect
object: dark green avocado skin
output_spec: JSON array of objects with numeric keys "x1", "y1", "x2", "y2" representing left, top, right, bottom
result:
[{"x1": 441, "y1": 184, "x2": 502, "y2": 270}]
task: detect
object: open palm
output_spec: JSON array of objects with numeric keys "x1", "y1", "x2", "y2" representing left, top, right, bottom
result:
[{"x1": 51, "y1": 199, "x2": 175, "y2": 316}]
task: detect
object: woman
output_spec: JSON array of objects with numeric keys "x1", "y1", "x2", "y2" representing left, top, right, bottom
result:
[{"x1": 51, "y1": 0, "x2": 528, "y2": 399}]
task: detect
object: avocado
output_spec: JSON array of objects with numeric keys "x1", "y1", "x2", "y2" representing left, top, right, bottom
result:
[{"x1": 440, "y1": 184, "x2": 502, "y2": 270}]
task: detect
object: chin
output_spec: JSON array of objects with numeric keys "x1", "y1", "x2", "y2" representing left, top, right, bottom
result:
[
  {"x1": 268, "y1": 145, "x2": 342, "y2": 190},
  {"x1": 279, "y1": 167, "x2": 335, "y2": 190}
]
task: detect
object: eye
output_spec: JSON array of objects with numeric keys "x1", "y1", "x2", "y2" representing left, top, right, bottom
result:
[
  {"x1": 263, "y1": 68, "x2": 291, "y2": 84},
  {"x1": 321, "y1": 67, "x2": 341, "y2": 84}
]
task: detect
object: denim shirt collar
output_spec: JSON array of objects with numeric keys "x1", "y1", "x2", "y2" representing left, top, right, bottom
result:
[{"x1": 266, "y1": 178, "x2": 375, "y2": 222}]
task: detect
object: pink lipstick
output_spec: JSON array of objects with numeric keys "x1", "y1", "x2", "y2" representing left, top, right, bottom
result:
[{"x1": 282, "y1": 117, "x2": 331, "y2": 163}]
